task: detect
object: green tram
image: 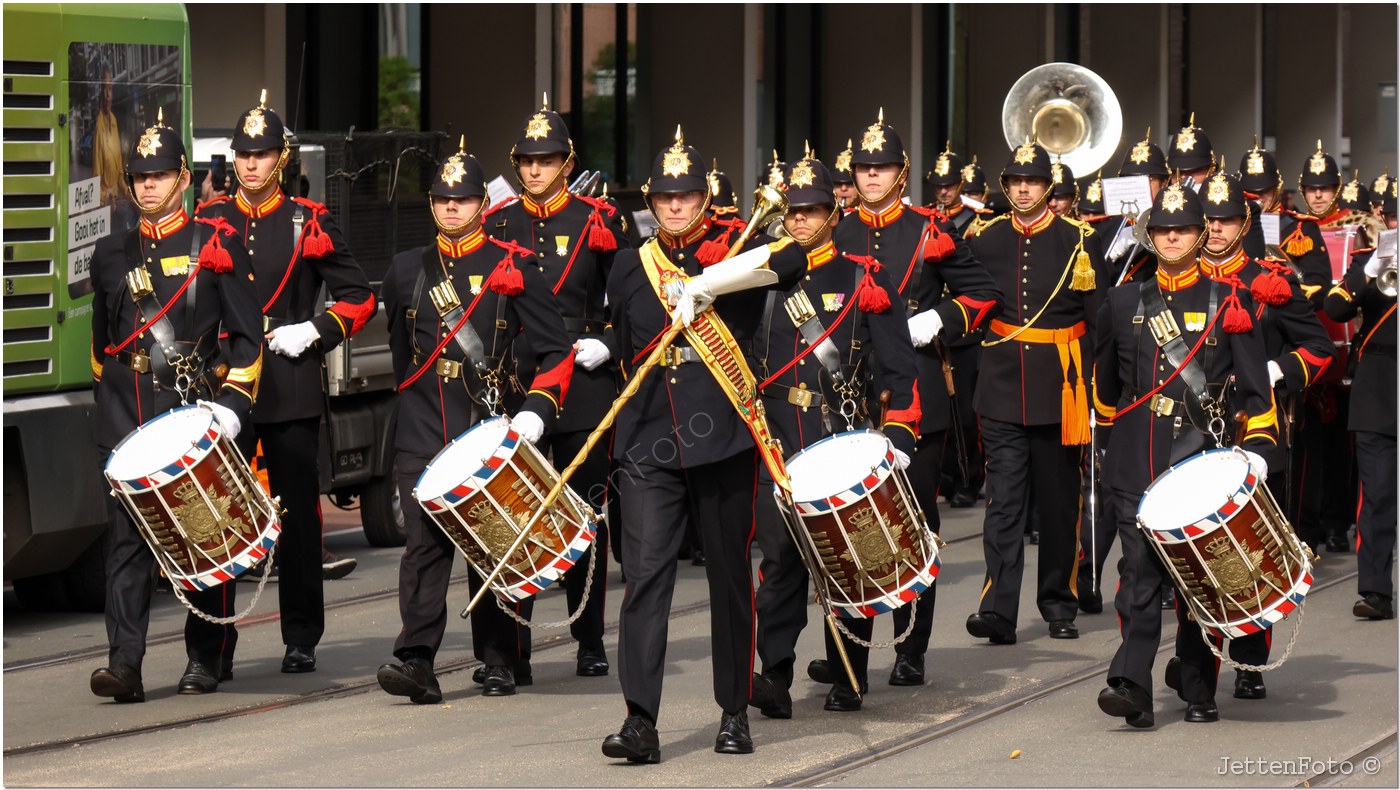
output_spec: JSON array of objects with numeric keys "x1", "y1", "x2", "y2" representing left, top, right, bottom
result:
[{"x1": 3, "y1": 4, "x2": 192, "y2": 610}]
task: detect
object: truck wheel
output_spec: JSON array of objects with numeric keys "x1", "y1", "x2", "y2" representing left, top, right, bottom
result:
[
  {"x1": 12, "y1": 572, "x2": 71, "y2": 612},
  {"x1": 60, "y1": 534, "x2": 108, "y2": 613},
  {"x1": 360, "y1": 473, "x2": 406, "y2": 547}
]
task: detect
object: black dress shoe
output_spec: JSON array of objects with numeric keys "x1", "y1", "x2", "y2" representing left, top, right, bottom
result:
[
  {"x1": 1326, "y1": 529, "x2": 1351, "y2": 553},
  {"x1": 1028, "y1": 530, "x2": 1040, "y2": 545},
  {"x1": 1098, "y1": 678, "x2": 1153, "y2": 728},
  {"x1": 807, "y1": 659, "x2": 834, "y2": 685},
  {"x1": 1233, "y1": 670, "x2": 1267, "y2": 700},
  {"x1": 748, "y1": 673, "x2": 792, "y2": 719},
  {"x1": 1164, "y1": 656, "x2": 1182, "y2": 694},
  {"x1": 1185, "y1": 700, "x2": 1219, "y2": 722},
  {"x1": 691, "y1": 549, "x2": 706, "y2": 567},
  {"x1": 377, "y1": 657, "x2": 442, "y2": 704},
  {"x1": 282, "y1": 644, "x2": 317, "y2": 673},
  {"x1": 888, "y1": 653, "x2": 925, "y2": 686},
  {"x1": 220, "y1": 660, "x2": 234, "y2": 681},
  {"x1": 602, "y1": 715, "x2": 660, "y2": 763},
  {"x1": 481, "y1": 666, "x2": 516, "y2": 697},
  {"x1": 966, "y1": 612, "x2": 1017, "y2": 644},
  {"x1": 1048, "y1": 619, "x2": 1079, "y2": 639},
  {"x1": 473, "y1": 663, "x2": 533, "y2": 685},
  {"x1": 90, "y1": 665, "x2": 145, "y2": 703},
  {"x1": 949, "y1": 489, "x2": 975, "y2": 508},
  {"x1": 714, "y1": 710, "x2": 754, "y2": 754},
  {"x1": 177, "y1": 659, "x2": 221, "y2": 694},
  {"x1": 1077, "y1": 575, "x2": 1104, "y2": 614},
  {"x1": 577, "y1": 646, "x2": 610, "y2": 677},
  {"x1": 824, "y1": 684, "x2": 863, "y2": 712},
  {"x1": 1354, "y1": 592, "x2": 1396, "y2": 620}
]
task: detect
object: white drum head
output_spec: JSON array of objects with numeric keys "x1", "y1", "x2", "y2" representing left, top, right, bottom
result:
[
  {"x1": 787, "y1": 430, "x2": 891, "y2": 503},
  {"x1": 1138, "y1": 449, "x2": 1250, "y2": 533},
  {"x1": 416, "y1": 417, "x2": 511, "y2": 501},
  {"x1": 106, "y1": 406, "x2": 217, "y2": 481}
]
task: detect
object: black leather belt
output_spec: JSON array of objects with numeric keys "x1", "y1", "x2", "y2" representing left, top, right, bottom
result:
[
  {"x1": 761, "y1": 383, "x2": 824, "y2": 409},
  {"x1": 562, "y1": 317, "x2": 604, "y2": 335}
]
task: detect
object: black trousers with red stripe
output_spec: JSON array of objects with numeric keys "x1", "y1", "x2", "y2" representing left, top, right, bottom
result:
[
  {"x1": 100, "y1": 457, "x2": 238, "y2": 675},
  {"x1": 392, "y1": 454, "x2": 530, "y2": 667},
  {"x1": 237, "y1": 416, "x2": 325, "y2": 648},
  {"x1": 1355, "y1": 430, "x2": 1398, "y2": 598},
  {"x1": 615, "y1": 450, "x2": 759, "y2": 724}
]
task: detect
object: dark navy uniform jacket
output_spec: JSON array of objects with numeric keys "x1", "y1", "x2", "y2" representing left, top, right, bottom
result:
[
  {"x1": 488, "y1": 190, "x2": 629, "y2": 434},
  {"x1": 201, "y1": 190, "x2": 376, "y2": 423},
  {"x1": 833, "y1": 201, "x2": 1001, "y2": 435},
  {"x1": 382, "y1": 229, "x2": 574, "y2": 467},
  {"x1": 967, "y1": 209, "x2": 1110, "y2": 427},
  {"x1": 1325, "y1": 251, "x2": 1396, "y2": 436},
  {"x1": 91, "y1": 208, "x2": 263, "y2": 450},
  {"x1": 605, "y1": 217, "x2": 806, "y2": 469},
  {"x1": 1093, "y1": 265, "x2": 1282, "y2": 495},
  {"x1": 751, "y1": 239, "x2": 920, "y2": 458}
]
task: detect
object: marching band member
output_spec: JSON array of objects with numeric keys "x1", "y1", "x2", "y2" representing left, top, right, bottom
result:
[
  {"x1": 1048, "y1": 158, "x2": 1078, "y2": 218},
  {"x1": 750, "y1": 148, "x2": 921, "y2": 715},
  {"x1": 1325, "y1": 179, "x2": 1398, "y2": 621},
  {"x1": 806, "y1": 111, "x2": 998, "y2": 688},
  {"x1": 600, "y1": 128, "x2": 805, "y2": 762},
  {"x1": 832, "y1": 139, "x2": 858, "y2": 213},
  {"x1": 964, "y1": 139, "x2": 1107, "y2": 645},
  {"x1": 1098, "y1": 129, "x2": 1169, "y2": 285},
  {"x1": 200, "y1": 92, "x2": 377, "y2": 674},
  {"x1": 1161, "y1": 169, "x2": 1334, "y2": 701},
  {"x1": 1095, "y1": 183, "x2": 1280, "y2": 727},
  {"x1": 375, "y1": 141, "x2": 574, "y2": 702},
  {"x1": 89, "y1": 112, "x2": 262, "y2": 701},
  {"x1": 488, "y1": 98, "x2": 630, "y2": 681}
]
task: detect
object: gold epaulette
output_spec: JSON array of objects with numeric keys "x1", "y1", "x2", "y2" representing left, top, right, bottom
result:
[
  {"x1": 1061, "y1": 216, "x2": 1096, "y2": 236},
  {"x1": 965, "y1": 213, "x2": 1008, "y2": 239}
]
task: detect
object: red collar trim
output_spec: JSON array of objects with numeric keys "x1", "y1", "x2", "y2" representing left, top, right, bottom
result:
[
  {"x1": 806, "y1": 241, "x2": 836, "y2": 271},
  {"x1": 522, "y1": 189, "x2": 570, "y2": 218},
  {"x1": 858, "y1": 201, "x2": 904, "y2": 228},
  {"x1": 235, "y1": 188, "x2": 285, "y2": 219},
  {"x1": 438, "y1": 228, "x2": 486, "y2": 257},
  {"x1": 1012, "y1": 208, "x2": 1054, "y2": 236},
  {"x1": 139, "y1": 209, "x2": 190, "y2": 239},
  {"x1": 658, "y1": 216, "x2": 713, "y2": 248},
  {"x1": 1199, "y1": 249, "x2": 1248, "y2": 279},
  {"x1": 1156, "y1": 265, "x2": 1201, "y2": 292}
]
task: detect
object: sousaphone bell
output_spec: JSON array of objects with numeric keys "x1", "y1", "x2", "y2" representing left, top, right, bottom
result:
[{"x1": 1003, "y1": 62, "x2": 1122, "y2": 176}]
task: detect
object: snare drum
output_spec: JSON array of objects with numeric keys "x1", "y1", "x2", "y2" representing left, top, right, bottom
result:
[
  {"x1": 1137, "y1": 447, "x2": 1312, "y2": 639},
  {"x1": 105, "y1": 405, "x2": 281, "y2": 591},
  {"x1": 779, "y1": 430, "x2": 939, "y2": 619},
  {"x1": 414, "y1": 417, "x2": 597, "y2": 604}
]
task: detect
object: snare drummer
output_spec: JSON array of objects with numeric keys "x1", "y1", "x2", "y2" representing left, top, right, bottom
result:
[
  {"x1": 1180, "y1": 169, "x2": 1336, "y2": 698},
  {"x1": 748, "y1": 147, "x2": 922, "y2": 715},
  {"x1": 89, "y1": 112, "x2": 263, "y2": 702},
  {"x1": 1093, "y1": 183, "x2": 1281, "y2": 727},
  {"x1": 375, "y1": 140, "x2": 575, "y2": 702}
]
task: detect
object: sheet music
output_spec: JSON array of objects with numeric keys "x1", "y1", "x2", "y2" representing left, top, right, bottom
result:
[
  {"x1": 1260, "y1": 213, "x2": 1281, "y2": 246},
  {"x1": 1102, "y1": 176, "x2": 1152, "y2": 217}
]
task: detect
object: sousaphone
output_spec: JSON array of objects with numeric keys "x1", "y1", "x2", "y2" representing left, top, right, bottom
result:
[{"x1": 1003, "y1": 62, "x2": 1122, "y2": 176}]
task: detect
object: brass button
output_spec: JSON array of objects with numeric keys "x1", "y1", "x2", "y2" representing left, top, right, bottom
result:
[
  {"x1": 250, "y1": 250, "x2": 255, "y2": 255},
  {"x1": 670, "y1": 377, "x2": 677, "y2": 384},
  {"x1": 1022, "y1": 278, "x2": 1028, "y2": 283},
  {"x1": 874, "y1": 244, "x2": 881, "y2": 251},
  {"x1": 1023, "y1": 252, "x2": 1030, "y2": 257},
  {"x1": 678, "y1": 253, "x2": 685, "y2": 260},
  {"x1": 248, "y1": 235, "x2": 255, "y2": 241},
  {"x1": 874, "y1": 231, "x2": 882, "y2": 238},
  {"x1": 1025, "y1": 344, "x2": 1032, "y2": 350},
  {"x1": 798, "y1": 359, "x2": 805, "y2": 366}
]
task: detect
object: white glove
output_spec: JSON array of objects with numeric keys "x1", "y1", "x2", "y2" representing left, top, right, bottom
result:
[
  {"x1": 198, "y1": 399, "x2": 241, "y2": 439},
  {"x1": 573, "y1": 338, "x2": 611, "y2": 371},
  {"x1": 1267, "y1": 360, "x2": 1284, "y2": 387},
  {"x1": 1364, "y1": 251, "x2": 1389, "y2": 279},
  {"x1": 1243, "y1": 449, "x2": 1269, "y2": 480},
  {"x1": 266, "y1": 320, "x2": 321, "y2": 358},
  {"x1": 510, "y1": 410, "x2": 545, "y2": 444},
  {"x1": 674, "y1": 245, "x2": 778, "y2": 327},
  {"x1": 907, "y1": 310, "x2": 944, "y2": 348},
  {"x1": 893, "y1": 448, "x2": 912, "y2": 470}
]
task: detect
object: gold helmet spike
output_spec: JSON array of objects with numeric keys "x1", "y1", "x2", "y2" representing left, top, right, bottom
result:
[
  {"x1": 1188, "y1": 111, "x2": 1195, "y2": 128},
  {"x1": 157, "y1": 107, "x2": 164, "y2": 125},
  {"x1": 1252, "y1": 134, "x2": 1260, "y2": 150},
  {"x1": 601, "y1": 181, "x2": 609, "y2": 199},
  {"x1": 773, "y1": 149, "x2": 780, "y2": 163},
  {"x1": 675, "y1": 125, "x2": 684, "y2": 145},
  {"x1": 945, "y1": 139, "x2": 952, "y2": 153},
  {"x1": 847, "y1": 138, "x2": 853, "y2": 150},
  {"x1": 877, "y1": 107, "x2": 884, "y2": 125},
  {"x1": 458, "y1": 135, "x2": 465, "y2": 153},
  {"x1": 258, "y1": 89, "x2": 268, "y2": 109},
  {"x1": 712, "y1": 158, "x2": 718, "y2": 172},
  {"x1": 804, "y1": 140, "x2": 812, "y2": 159},
  {"x1": 541, "y1": 92, "x2": 549, "y2": 110},
  {"x1": 972, "y1": 154, "x2": 978, "y2": 165}
]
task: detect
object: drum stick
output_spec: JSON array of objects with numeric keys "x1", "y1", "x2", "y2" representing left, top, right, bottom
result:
[
  {"x1": 461, "y1": 318, "x2": 688, "y2": 618},
  {"x1": 1232, "y1": 409, "x2": 1248, "y2": 447},
  {"x1": 878, "y1": 389, "x2": 891, "y2": 426},
  {"x1": 825, "y1": 613, "x2": 863, "y2": 698}
]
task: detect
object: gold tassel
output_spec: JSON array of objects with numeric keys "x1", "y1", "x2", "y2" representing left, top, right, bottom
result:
[
  {"x1": 1069, "y1": 248, "x2": 1095, "y2": 291},
  {"x1": 1060, "y1": 381, "x2": 1078, "y2": 444}
]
